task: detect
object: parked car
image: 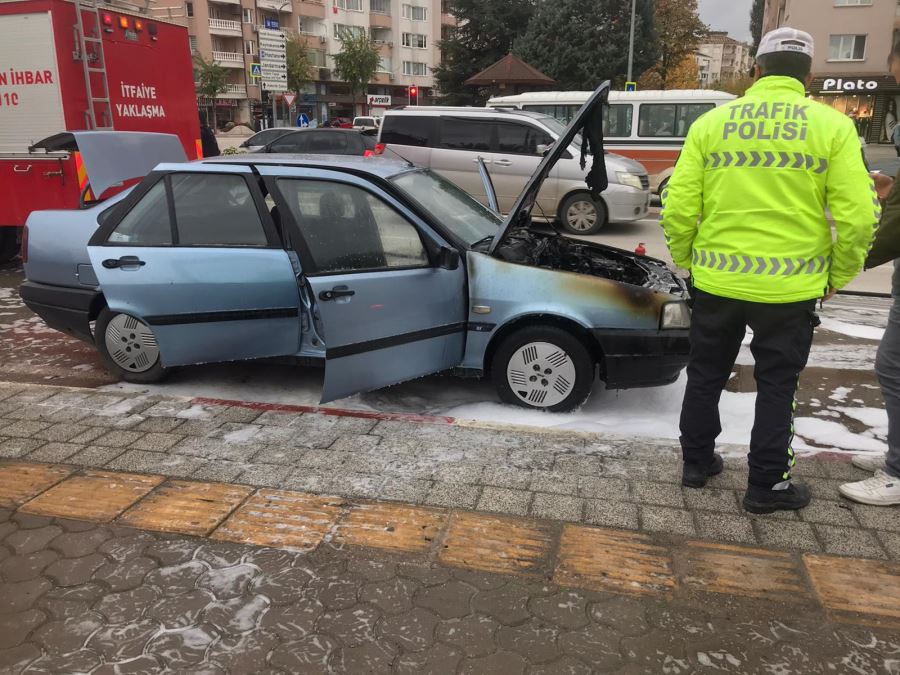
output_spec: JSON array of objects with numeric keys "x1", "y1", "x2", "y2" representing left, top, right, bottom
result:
[
  {"x1": 239, "y1": 128, "x2": 297, "y2": 152},
  {"x1": 20, "y1": 83, "x2": 690, "y2": 412},
  {"x1": 326, "y1": 117, "x2": 353, "y2": 129},
  {"x1": 353, "y1": 116, "x2": 382, "y2": 131},
  {"x1": 376, "y1": 105, "x2": 651, "y2": 235},
  {"x1": 255, "y1": 129, "x2": 377, "y2": 156}
]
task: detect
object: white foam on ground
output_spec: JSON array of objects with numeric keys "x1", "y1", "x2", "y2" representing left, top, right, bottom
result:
[
  {"x1": 794, "y1": 417, "x2": 888, "y2": 453},
  {"x1": 818, "y1": 317, "x2": 885, "y2": 341}
]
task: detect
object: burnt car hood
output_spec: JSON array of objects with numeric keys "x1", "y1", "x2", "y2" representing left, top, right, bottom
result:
[
  {"x1": 493, "y1": 228, "x2": 687, "y2": 296},
  {"x1": 487, "y1": 81, "x2": 610, "y2": 256}
]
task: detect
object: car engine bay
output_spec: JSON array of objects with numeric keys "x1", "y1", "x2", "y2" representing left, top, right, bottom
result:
[{"x1": 494, "y1": 229, "x2": 686, "y2": 295}]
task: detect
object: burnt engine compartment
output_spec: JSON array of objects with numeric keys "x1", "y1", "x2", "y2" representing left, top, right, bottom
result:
[{"x1": 495, "y1": 229, "x2": 685, "y2": 295}]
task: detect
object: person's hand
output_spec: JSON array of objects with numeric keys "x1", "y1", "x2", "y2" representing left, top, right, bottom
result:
[
  {"x1": 871, "y1": 171, "x2": 894, "y2": 200},
  {"x1": 822, "y1": 287, "x2": 838, "y2": 302}
]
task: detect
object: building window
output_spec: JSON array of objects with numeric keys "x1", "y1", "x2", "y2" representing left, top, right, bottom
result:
[
  {"x1": 245, "y1": 40, "x2": 256, "y2": 55},
  {"x1": 370, "y1": 0, "x2": 390, "y2": 14},
  {"x1": 242, "y1": 8, "x2": 254, "y2": 23},
  {"x1": 333, "y1": 24, "x2": 365, "y2": 39},
  {"x1": 189, "y1": 35, "x2": 198, "y2": 53},
  {"x1": 377, "y1": 56, "x2": 392, "y2": 72},
  {"x1": 335, "y1": 0, "x2": 363, "y2": 10},
  {"x1": 186, "y1": 1, "x2": 193, "y2": 17},
  {"x1": 401, "y1": 32, "x2": 427, "y2": 49},
  {"x1": 307, "y1": 49, "x2": 327, "y2": 67},
  {"x1": 401, "y1": 4, "x2": 427, "y2": 21},
  {"x1": 402, "y1": 60, "x2": 428, "y2": 76},
  {"x1": 828, "y1": 34, "x2": 867, "y2": 61},
  {"x1": 834, "y1": 0, "x2": 872, "y2": 5}
]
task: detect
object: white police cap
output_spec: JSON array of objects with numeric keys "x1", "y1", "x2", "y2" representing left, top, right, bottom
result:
[{"x1": 756, "y1": 27, "x2": 814, "y2": 59}]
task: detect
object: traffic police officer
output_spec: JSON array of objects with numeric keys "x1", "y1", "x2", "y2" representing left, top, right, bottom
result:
[{"x1": 662, "y1": 28, "x2": 878, "y2": 514}]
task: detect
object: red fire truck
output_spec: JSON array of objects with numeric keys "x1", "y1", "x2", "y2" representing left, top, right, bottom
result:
[{"x1": 0, "y1": 0, "x2": 202, "y2": 263}]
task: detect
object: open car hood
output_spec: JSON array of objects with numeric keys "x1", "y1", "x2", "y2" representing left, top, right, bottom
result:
[
  {"x1": 29, "y1": 131, "x2": 187, "y2": 199},
  {"x1": 487, "y1": 81, "x2": 610, "y2": 255}
]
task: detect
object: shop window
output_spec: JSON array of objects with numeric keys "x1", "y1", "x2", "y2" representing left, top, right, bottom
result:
[{"x1": 829, "y1": 34, "x2": 867, "y2": 61}]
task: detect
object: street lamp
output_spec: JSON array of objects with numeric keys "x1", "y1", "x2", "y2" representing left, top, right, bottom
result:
[{"x1": 626, "y1": 0, "x2": 637, "y2": 84}]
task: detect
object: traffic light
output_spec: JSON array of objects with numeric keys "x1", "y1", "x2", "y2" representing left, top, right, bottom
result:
[{"x1": 409, "y1": 85, "x2": 418, "y2": 106}]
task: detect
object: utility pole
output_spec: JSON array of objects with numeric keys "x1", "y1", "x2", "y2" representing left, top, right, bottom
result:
[{"x1": 626, "y1": 0, "x2": 637, "y2": 83}]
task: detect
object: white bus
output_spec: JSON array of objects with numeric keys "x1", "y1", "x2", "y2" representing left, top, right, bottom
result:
[{"x1": 487, "y1": 89, "x2": 736, "y2": 193}]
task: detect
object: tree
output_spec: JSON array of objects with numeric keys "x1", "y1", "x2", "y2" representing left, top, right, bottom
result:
[
  {"x1": 515, "y1": 0, "x2": 658, "y2": 91},
  {"x1": 433, "y1": 0, "x2": 534, "y2": 105},
  {"x1": 714, "y1": 75, "x2": 755, "y2": 96},
  {"x1": 639, "y1": 55, "x2": 699, "y2": 89},
  {"x1": 749, "y1": 0, "x2": 764, "y2": 54},
  {"x1": 640, "y1": 0, "x2": 707, "y2": 89},
  {"x1": 193, "y1": 54, "x2": 229, "y2": 130},
  {"x1": 286, "y1": 36, "x2": 314, "y2": 95},
  {"x1": 332, "y1": 28, "x2": 380, "y2": 116}
]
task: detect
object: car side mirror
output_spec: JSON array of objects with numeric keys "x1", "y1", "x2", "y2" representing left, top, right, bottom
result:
[{"x1": 438, "y1": 246, "x2": 460, "y2": 271}]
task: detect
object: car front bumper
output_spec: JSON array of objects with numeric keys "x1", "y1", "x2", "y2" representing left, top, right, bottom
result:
[
  {"x1": 19, "y1": 280, "x2": 101, "y2": 343},
  {"x1": 606, "y1": 186, "x2": 651, "y2": 222},
  {"x1": 592, "y1": 328, "x2": 690, "y2": 388}
]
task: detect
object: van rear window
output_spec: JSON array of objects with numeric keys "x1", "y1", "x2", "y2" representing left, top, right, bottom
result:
[{"x1": 381, "y1": 116, "x2": 436, "y2": 147}]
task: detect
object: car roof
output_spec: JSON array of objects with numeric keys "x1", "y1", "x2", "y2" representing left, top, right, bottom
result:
[
  {"x1": 198, "y1": 154, "x2": 411, "y2": 178},
  {"x1": 384, "y1": 107, "x2": 551, "y2": 122}
]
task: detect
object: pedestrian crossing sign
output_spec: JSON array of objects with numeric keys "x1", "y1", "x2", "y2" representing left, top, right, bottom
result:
[
  {"x1": 250, "y1": 63, "x2": 262, "y2": 79},
  {"x1": 625, "y1": 81, "x2": 637, "y2": 92}
]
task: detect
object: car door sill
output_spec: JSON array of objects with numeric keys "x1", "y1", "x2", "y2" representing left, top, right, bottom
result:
[{"x1": 326, "y1": 322, "x2": 466, "y2": 359}]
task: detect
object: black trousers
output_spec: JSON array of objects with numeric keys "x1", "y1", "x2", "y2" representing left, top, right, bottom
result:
[{"x1": 680, "y1": 288, "x2": 817, "y2": 488}]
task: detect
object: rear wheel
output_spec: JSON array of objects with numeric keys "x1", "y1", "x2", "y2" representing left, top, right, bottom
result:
[
  {"x1": 558, "y1": 192, "x2": 607, "y2": 235},
  {"x1": 95, "y1": 308, "x2": 168, "y2": 383},
  {"x1": 491, "y1": 325, "x2": 595, "y2": 412},
  {"x1": 0, "y1": 228, "x2": 20, "y2": 265}
]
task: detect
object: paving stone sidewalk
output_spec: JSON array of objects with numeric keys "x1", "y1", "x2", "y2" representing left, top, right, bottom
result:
[
  {"x1": 1, "y1": 508, "x2": 899, "y2": 675},
  {"x1": 0, "y1": 382, "x2": 897, "y2": 560}
]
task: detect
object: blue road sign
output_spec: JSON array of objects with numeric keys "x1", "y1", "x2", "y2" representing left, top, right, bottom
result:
[
  {"x1": 298, "y1": 113, "x2": 310, "y2": 128},
  {"x1": 264, "y1": 17, "x2": 279, "y2": 29},
  {"x1": 625, "y1": 81, "x2": 637, "y2": 92},
  {"x1": 250, "y1": 63, "x2": 262, "y2": 78}
]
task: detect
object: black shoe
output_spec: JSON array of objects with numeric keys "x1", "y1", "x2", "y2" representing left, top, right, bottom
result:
[
  {"x1": 682, "y1": 453, "x2": 724, "y2": 488},
  {"x1": 743, "y1": 482, "x2": 811, "y2": 514}
]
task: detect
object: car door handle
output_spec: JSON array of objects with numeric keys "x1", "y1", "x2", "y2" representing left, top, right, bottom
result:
[
  {"x1": 319, "y1": 287, "x2": 355, "y2": 301},
  {"x1": 102, "y1": 256, "x2": 146, "y2": 269},
  {"x1": 493, "y1": 159, "x2": 512, "y2": 167},
  {"x1": 473, "y1": 158, "x2": 492, "y2": 164}
]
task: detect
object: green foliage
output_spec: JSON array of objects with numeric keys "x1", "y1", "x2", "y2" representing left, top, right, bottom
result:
[
  {"x1": 332, "y1": 29, "x2": 380, "y2": 107},
  {"x1": 749, "y1": 0, "x2": 764, "y2": 54},
  {"x1": 433, "y1": 0, "x2": 535, "y2": 104},
  {"x1": 193, "y1": 54, "x2": 229, "y2": 129},
  {"x1": 640, "y1": 0, "x2": 707, "y2": 89},
  {"x1": 286, "y1": 36, "x2": 314, "y2": 95},
  {"x1": 515, "y1": 0, "x2": 658, "y2": 91}
]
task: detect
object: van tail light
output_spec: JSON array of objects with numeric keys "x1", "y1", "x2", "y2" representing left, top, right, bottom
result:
[
  {"x1": 363, "y1": 150, "x2": 375, "y2": 157},
  {"x1": 21, "y1": 226, "x2": 28, "y2": 264},
  {"x1": 373, "y1": 143, "x2": 386, "y2": 156}
]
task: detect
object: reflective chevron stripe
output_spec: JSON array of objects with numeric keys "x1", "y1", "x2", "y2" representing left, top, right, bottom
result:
[
  {"x1": 693, "y1": 250, "x2": 831, "y2": 275},
  {"x1": 705, "y1": 151, "x2": 828, "y2": 174}
]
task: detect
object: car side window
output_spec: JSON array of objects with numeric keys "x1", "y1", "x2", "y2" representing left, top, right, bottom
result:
[
  {"x1": 495, "y1": 122, "x2": 552, "y2": 155},
  {"x1": 381, "y1": 115, "x2": 435, "y2": 147},
  {"x1": 439, "y1": 118, "x2": 492, "y2": 151},
  {"x1": 269, "y1": 134, "x2": 310, "y2": 153},
  {"x1": 604, "y1": 104, "x2": 633, "y2": 138},
  {"x1": 276, "y1": 179, "x2": 429, "y2": 273},
  {"x1": 638, "y1": 104, "x2": 677, "y2": 137},
  {"x1": 676, "y1": 103, "x2": 714, "y2": 136},
  {"x1": 170, "y1": 174, "x2": 268, "y2": 247},
  {"x1": 107, "y1": 181, "x2": 172, "y2": 245}
]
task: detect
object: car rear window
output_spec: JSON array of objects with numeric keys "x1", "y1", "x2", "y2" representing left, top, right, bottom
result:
[{"x1": 380, "y1": 115, "x2": 436, "y2": 147}]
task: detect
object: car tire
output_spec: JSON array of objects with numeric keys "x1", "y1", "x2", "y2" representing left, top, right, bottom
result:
[
  {"x1": 491, "y1": 325, "x2": 595, "y2": 412},
  {"x1": 95, "y1": 308, "x2": 168, "y2": 383},
  {"x1": 558, "y1": 192, "x2": 606, "y2": 235},
  {"x1": 657, "y1": 177, "x2": 670, "y2": 197},
  {"x1": 0, "y1": 228, "x2": 20, "y2": 265}
]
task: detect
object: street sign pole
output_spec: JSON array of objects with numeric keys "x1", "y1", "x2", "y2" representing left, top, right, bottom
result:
[{"x1": 626, "y1": 0, "x2": 637, "y2": 84}]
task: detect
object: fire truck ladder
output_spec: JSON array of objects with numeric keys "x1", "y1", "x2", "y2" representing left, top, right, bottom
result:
[{"x1": 73, "y1": 0, "x2": 114, "y2": 129}]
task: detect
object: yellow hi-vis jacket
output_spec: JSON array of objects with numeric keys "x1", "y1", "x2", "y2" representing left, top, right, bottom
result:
[{"x1": 661, "y1": 76, "x2": 879, "y2": 304}]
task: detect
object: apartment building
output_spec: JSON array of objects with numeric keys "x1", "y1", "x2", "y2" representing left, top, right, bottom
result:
[
  {"x1": 763, "y1": 0, "x2": 898, "y2": 143},
  {"x1": 696, "y1": 31, "x2": 753, "y2": 87},
  {"x1": 156, "y1": 0, "x2": 454, "y2": 126}
]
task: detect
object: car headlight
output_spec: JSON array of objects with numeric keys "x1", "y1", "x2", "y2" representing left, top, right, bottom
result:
[
  {"x1": 661, "y1": 302, "x2": 691, "y2": 329},
  {"x1": 616, "y1": 171, "x2": 645, "y2": 190}
]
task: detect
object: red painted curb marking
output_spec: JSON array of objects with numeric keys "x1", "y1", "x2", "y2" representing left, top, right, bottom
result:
[{"x1": 192, "y1": 397, "x2": 457, "y2": 426}]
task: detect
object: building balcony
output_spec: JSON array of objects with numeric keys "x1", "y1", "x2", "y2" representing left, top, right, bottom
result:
[
  {"x1": 208, "y1": 18, "x2": 242, "y2": 35},
  {"x1": 208, "y1": 0, "x2": 240, "y2": 5},
  {"x1": 222, "y1": 84, "x2": 248, "y2": 98},
  {"x1": 373, "y1": 39, "x2": 393, "y2": 50},
  {"x1": 257, "y1": 0, "x2": 291, "y2": 12},
  {"x1": 213, "y1": 51, "x2": 245, "y2": 67},
  {"x1": 297, "y1": 0, "x2": 326, "y2": 18},
  {"x1": 370, "y1": 12, "x2": 391, "y2": 28},
  {"x1": 372, "y1": 71, "x2": 394, "y2": 85}
]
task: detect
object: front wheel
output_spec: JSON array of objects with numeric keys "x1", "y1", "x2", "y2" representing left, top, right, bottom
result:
[
  {"x1": 95, "y1": 309, "x2": 168, "y2": 383},
  {"x1": 491, "y1": 325, "x2": 595, "y2": 412},
  {"x1": 0, "y1": 228, "x2": 20, "y2": 265},
  {"x1": 558, "y1": 192, "x2": 607, "y2": 235}
]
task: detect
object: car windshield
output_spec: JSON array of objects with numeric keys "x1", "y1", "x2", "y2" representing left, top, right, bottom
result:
[
  {"x1": 390, "y1": 169, "x2": 501, "y2": 247},
  {"x1": 533, "y1": 114, "x2": 582, "y2": 149}
]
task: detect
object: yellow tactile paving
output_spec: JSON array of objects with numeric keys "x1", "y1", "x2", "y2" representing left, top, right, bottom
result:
[
  {"x1": 0, "y1": 462, "x2": 74, "y2": 508},
  {"x1": 211, "y1": 489, "x2": 345, "y2": 550},
  {"x1": 334, "y1": 502, "x2": 446, "y2": 554},
  {"x1": 118, "y1": 480, "x2": 253, "y2": 536},
  {"x1": 804, "y1": 554, "x2": 900, "y2": 622},
  {"x1": 20, "y1": 469, "x2": 163, "y2": 522},
  {"x1": 676, "y1": 541, "x2": 806, "y2": 601},
  {"x1": 555, "y1": 524, "x2": 676, "y2": 595},
  {"x1": 439, "y1": 512, "x2": 555, "y2": 576}
]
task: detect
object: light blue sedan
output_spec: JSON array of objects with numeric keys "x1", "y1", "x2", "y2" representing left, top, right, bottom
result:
[{"x1": 21, "y1": 83, "x2": 690, "y2": 412}]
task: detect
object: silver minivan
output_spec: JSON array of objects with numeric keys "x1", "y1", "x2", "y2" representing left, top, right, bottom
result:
[{"x1": 375, "y1": 107, "x2": 651, "y2": 235}]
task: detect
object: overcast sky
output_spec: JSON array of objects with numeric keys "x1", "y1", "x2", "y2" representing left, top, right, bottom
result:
[{"x1": 698, "y1": 0, "x2": 753, "y2": 43}]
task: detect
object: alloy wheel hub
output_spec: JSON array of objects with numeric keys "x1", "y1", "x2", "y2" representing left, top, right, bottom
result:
[
  {"x1": 104, "y1": 314, "x2": 159, "y2": 373},
  {"x1": 506, "y1": 341, "x2": 577, "y2": 407}
]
